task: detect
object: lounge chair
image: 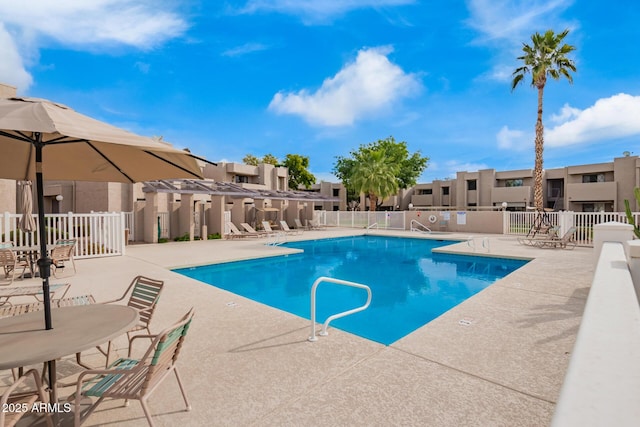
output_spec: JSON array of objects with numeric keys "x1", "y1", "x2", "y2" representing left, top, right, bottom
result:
[
  {"x1": 1, "y1": 369, "x2": 53, "y2": 427},
  {"x1": 261, "y1": 221, "x2": 276, "y2": 233},
  {"x1": 293, "y1": 218, "x2": 306, "y2": 230},
  {"x1": 517, "y1": 225, "x2": 560, "y2": 246},
  {"x1": 241, "y1": 222, "x2": 272, "y2": 237},
  {"x1": 280, "y1": 220, "x2": 302, "y2": 235},
  {"x1": 307, "y1": 218, "x2": 326, "y2": 230},
  {"x1": 0, "y1": 248, "x2": 31, "y2": 285},
  {"x1": 69, "y1": 308, "x2": 194, "y2": 427},
  {"x1": 532, "y1": 226, "x2": 578, "y2": 249},
  {"x1": 50, "y1": 239, "x2": 77, "y2": 277},
  {"x1": 225, "y1": 222, "x2": 259, "y2": 239}
]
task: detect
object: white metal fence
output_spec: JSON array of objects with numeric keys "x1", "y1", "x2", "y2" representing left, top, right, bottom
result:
[
  {"x1": 323, "y1": 211, "x2": 406, "y2": 230},
  {"x1": 504, "y1": 211, "x2": 639, "y2": 246},
  {"x1": 1, "y1": 211, "x2": 126, "y2": 259}
]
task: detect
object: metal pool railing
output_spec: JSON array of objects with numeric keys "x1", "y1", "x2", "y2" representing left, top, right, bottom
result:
[{"x1": 308, "y1": 276, "x2": 372, "y2": 342}]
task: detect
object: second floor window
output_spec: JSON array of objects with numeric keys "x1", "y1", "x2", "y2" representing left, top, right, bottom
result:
[
  {"x1": 467, "y1": 180, "x2": 477, "y2": 191},
  {"x1": 442, "y1": 187, "x2": 450, "y2": 196},
  {"x1": 505, "y1": 179, "x2": 523, "y2": 187},
  {"x1": 582, "y1": 173, "x2": 605, "y2": 183}
]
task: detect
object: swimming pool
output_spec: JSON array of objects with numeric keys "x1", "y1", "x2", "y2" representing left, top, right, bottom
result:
[{"x1": 174, "y1": 236, "x2": 528, "y2": 345}]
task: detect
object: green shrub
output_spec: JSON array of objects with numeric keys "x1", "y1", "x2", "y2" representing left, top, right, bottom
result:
[
  {"x1": 624, "y1": 187, "x2": 640, "y2": 239},
  {"x1": 207, "y1": 233, "x2": 222, "y2": 240},
  {"x1": 173, "y1": 233, "x2": 190, "y2": 242}
]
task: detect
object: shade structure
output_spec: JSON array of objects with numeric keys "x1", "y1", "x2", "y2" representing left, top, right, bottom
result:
[
  {"x1": 0, "y1": 97, "x2": 203, "y2": 183},
  {"x1": 0, "y1": 96, "x2": 203, "y2": 399},
  {"x1": 18, "y1": 180, "x2": 36, "y2": 233}
]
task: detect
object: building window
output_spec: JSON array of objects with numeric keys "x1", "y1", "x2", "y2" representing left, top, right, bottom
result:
[
  {"x1": 467, "y1": 180, "x2": 477, "y2": 191},
  {"x1": 442, "y1": 187, "x2": 450, "y2": 196},
  {"x1": 582, "y1": 173, "x2": 605, "y2": 183},
  {"x1": 235, "y1": 175, "x2": 249, "y2": 184},
  {"x1": 333, "y1": 188, "x2": 340, "y2": 197},
  {"x1": 417, "y1": 189, "x2": 432, "y2": 195},
  {"x1": 505, "y1": 179, "x2": 523, "y2": 187},
  {"x1": 583, "y1": 202, "x2": 607, "y2": 212}
]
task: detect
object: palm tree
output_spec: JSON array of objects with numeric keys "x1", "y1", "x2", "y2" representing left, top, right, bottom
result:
[
  {"x1": 512, "y1": 29, "x2": 576, "y2": 210},
  {"x1": 350, "y1": 149, "x2": 399, "y2": 211}
]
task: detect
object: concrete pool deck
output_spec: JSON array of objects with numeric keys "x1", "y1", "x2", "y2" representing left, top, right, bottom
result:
[{"x1": 1, "y1": 229, "x2": 594, "y2": 426}]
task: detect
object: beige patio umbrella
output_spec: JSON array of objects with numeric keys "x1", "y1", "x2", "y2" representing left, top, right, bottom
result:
[
  {"x1": 0, "y1": 96, "x2": 204, "y2": 395},
  {"x1": 18, "y1": 180, "x2": 36, "y2": 233}
]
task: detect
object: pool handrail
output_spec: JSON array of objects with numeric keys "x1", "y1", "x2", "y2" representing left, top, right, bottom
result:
[
  {"x1": 308, "y1": 276, "x2": 372, "y2": 342},
  {"x1": 410, "y1": 219, "x2": 432, "y2": 233}
]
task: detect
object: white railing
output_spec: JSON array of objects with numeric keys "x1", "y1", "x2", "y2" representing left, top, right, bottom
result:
[
  {"x1": 308, "y1": 276, "x2": 372, "y2": 342},
  {"x1": 410, "y1": 219, "x2": 432, "y2": 233},
  {"x1": 505, "y1": 211, "x2": 637, "y2": 246},
  {"x1": 1, "y1": 211, "x2": 126, "y2": 259},
  {"x1": 266, "y1": 232, "x2": 287, "y2": 246},
  {"x1": 324, "y1": 211, "x2": 406, "y2": 230}
]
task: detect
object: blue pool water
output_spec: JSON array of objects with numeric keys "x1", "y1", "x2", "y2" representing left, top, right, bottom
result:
[{"x1": 174, "y1": 236, "x2": 527, "y2": 345}]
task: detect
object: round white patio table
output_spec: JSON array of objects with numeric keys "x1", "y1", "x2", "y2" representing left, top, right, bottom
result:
[{"x1": 0, "y1": 304, "x2": 138, "y2": 402}]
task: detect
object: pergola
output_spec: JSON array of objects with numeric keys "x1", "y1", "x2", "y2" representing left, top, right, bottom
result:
[
  {"x1": 138, "y1": 179, "x2": 339, "y2": 241},
  {"x1": 141, "y1": 179, "x2": 339, "y2": 202}
]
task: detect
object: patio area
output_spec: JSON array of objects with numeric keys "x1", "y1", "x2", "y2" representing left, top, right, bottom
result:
[{"x1": 1, "y1": 228, "x2": 594, "y2": 426}]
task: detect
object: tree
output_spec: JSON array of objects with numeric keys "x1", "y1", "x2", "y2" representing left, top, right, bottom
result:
[
  {"x1": 350, "y1": 149, "x2": 399, "y2": 211},
  {"x1": 512, "y1": 29, "x2": 576, "y2": 210},
  {"x1": 282, "y1": 154, "x2": 316, "y2": 189},
  {"x1": 242, "y1": 153, "x2": 316, "y2": 189},
  {"x1": 333, "y1": 136, "x2": 429, "y2": 208},
  {"x1": 262, "y1": 153, "x2": 279, "y2": 166},
  {"x1": 242, "y1": 153, "x2": 279, "y2": 166},
  {"x1": 242, "y1": 154, "x2": 260, "y2": 166}
]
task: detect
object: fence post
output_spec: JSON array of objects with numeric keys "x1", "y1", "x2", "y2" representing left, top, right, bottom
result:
[
  {"x1": 3, "y1": 212, "x2": 9, "y2": 243},
  {"x1": 120, "y1": 212, "x2": 126, "y2": 256},
  {"x1": 502, "y1": 210, "x2": 509, "y2": 234}
]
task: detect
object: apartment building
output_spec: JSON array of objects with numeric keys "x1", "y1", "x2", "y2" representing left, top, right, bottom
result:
[
  {"x1": 306, "y1": 182, "x2": 347, "y2": 211},
  {"x1": 406, "y1": 155, "x2": 639, "y2": 212},
  {"x1": 203, "y1": 162, "x2": 288, "y2": 192}
]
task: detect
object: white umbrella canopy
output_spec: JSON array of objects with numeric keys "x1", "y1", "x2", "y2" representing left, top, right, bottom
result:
[
  {"x1": 0, "y1": 97, "x2": 203, "y2": 182},
  {"x1": 18, "y1": 180, "x2": 36, "y2": 233}
]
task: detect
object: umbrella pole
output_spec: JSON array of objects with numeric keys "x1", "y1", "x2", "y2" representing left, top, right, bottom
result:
[{"x1": 34, "y1": 134, "x2": 57, "y2": 401}]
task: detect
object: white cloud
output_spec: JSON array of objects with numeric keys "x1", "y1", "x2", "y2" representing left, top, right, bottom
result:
[
  {"x1": 222, "y1": 42, "x2": 270, "y2": 57},
  {"x1": 497, "y1": 125, "x2": 529, "y2": 150},
  {"x1": 465, "y1": 0, "x2": 574, "y2": 43},
  {"x1": 546, "y1": 93, "x2": 640, "y2": 147},
  {"x1": 240, "y1": 0, "x2": 415, "y2": 24},
  {"x1": 549, "y1": 103, "x2": 581, "y2": 124},
  {"x1": 0, "y1": 23, "x2": 32, "y2": 92},
  {"x1": 268, "y1": 46, "x2": 421, "y2": 126},
  {"x1": 0, "y1": 0, "x2": 188, "y2": 91}
]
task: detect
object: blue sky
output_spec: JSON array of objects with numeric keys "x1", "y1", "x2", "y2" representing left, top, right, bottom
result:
[{"x1": 1, "y1": 0, "x2": 639, "y2": 183}]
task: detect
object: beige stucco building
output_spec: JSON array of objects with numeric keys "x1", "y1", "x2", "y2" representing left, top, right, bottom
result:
[{"x1": 400, "y1": 155, "x2": 639, "y2": 212}]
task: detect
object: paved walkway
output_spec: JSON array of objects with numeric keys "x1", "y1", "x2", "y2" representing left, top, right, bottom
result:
[{"x1": 1, "y1": 229, "x2": 594, "y2": 426}]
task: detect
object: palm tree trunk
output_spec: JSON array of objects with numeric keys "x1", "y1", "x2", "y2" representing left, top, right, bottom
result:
[
  {"x1": 369, "y1": 194, "x2": 377, "y2": 211},
  {"x1": 534, "y1": 84, "x2": 545, "y2": 210}
]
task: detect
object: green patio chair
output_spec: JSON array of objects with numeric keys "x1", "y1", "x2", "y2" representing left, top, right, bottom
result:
[{"x1": 69, "y1": 308, "x2": 194, "y2": 427}]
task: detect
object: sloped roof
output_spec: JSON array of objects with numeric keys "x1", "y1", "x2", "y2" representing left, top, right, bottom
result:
[{"x1": 142, "y1": 179, "x2": 339, "y2": 202}]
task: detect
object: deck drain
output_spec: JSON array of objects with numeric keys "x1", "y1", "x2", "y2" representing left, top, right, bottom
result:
[
  {"x1": 226, "y1": 301, "x2": 239, "y2": 307},
  {"x1": 458, "y1": 318, "x2": 475, "y2": 326}
]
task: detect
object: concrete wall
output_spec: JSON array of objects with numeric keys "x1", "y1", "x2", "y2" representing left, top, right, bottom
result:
[
  {"x1": 552, "y1": 239, "x2": 640, "y2": 426},
  {"x1": 0, "y1": 179, "x2": 17, "y2": 213},
  {"x1": 405, "y1": 210, "x2": 504, "y2": 234}
]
